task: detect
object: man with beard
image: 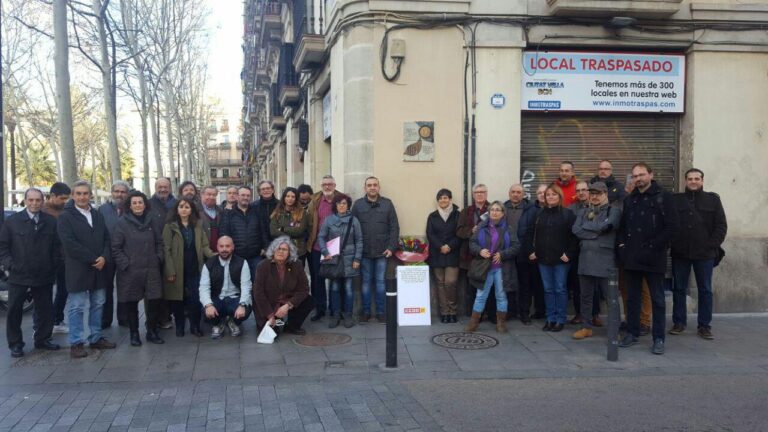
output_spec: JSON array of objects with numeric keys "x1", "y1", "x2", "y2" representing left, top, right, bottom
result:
[
  {"x1": 555, "y1": 161, "x2": 578, "y2": 207},
  {"x1": 43, "y1": 182, "x2": 71, "y2": 334},
  {"x1": 256, "y1": 180, "x2": 278, "y2": 242},
  {"x1": 99, "y1": 180, "x2": 130, "y2": 328},
  {"x1": 590, "y1": 159, "x2": 626, "y2": 204}
]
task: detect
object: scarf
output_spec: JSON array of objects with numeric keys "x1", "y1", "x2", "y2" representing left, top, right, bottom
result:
[{"x1": 437, "y1": 203, "x2": 453, "y2": 222}]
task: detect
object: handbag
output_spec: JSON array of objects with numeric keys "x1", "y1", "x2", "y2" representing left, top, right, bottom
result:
[{"x1": 319, "y1": 220, "x2": 353, "y2": 279}]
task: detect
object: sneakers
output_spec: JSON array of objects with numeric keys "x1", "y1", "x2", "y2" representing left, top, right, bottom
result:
[
  {"x1": 651, "y1": 339, "x2": 665, "y2": 355},
  {"x1": 70, "y1": 343, "x2": 88, "y2": 358},
  {"x1": 697, "y1": 327, "x2": 714, "y2": 340},
  {"x1": 226, "y1": 317, "x2": 242, "y2": 337},
  {"x1": 52, "y1": 324, "x2": 69, "y2": 334},
  {"x1": 329, "y1": 317, "x2": 340, "y2": 329},
  {"x1": 619, "y1": 334, "x2": 639, "y2": 348},
  {"x1": 343, "y1": 316, "x2": 355, "y2": 328},
  {"x1": 90, "y1": 337, "x2": 117, "y2": 349},
  {"x1": 10, "y1": 345, "x2": 24, "y2": 358},
  {"x1": 211, "y1": 324, "x2": 225, "y2": 339},
  {"x1": 669, "y1": 324, "x2": 686, "y2": 335},
  {"x1": 572, "y1": 328, "x2": 593, "y2": 340}
]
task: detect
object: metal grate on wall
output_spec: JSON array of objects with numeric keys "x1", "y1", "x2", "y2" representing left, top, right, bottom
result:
[{"x1": 520, "y1": 114, "x2": 680, "y2": 198}]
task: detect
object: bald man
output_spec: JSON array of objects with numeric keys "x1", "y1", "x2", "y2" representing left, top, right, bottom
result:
[{"x1": 199, "y1": 236, "x2": 252, "y2": 339}]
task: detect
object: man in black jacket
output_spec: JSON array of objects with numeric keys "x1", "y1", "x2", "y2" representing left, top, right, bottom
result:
[
  {"x1": 590, "y1": 159, "x2": 626, "y2": 204},
  {"x1": 220, "y1": 186, "x2": 268, "y2": 280},
  {"x1": 669, "y1": 168, "x2": 727, "y2": 340},
  {"x1": 617, "y1": 163, "x2": 678, "y2": 355},
  {"x1": 57, "y1": 181, "x2": 117, "y2": 358},
  {"x1": 352, "y1": 176, "x2": 400, "y2": 323},
  {"x1": 256, "y1": 180, "x2": 278, "y2": 242},
  {"x1": 0, "y1": 188, "x2": 62, "y2": 357}
]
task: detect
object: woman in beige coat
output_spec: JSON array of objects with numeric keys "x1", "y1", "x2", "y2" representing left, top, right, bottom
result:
[{"x1": 162, "y1": 197, "x2": 215, "y2": 337}]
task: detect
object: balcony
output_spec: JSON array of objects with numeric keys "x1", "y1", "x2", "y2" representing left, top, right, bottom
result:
[
  {"x1": 279, "y1": 85, "x2": 300, "y2": 108},
  {"x1": 547, "y1": 0, "x2": 683, "y2": 18},
  {"x1": 270, "y1": 114, "x2": 286, "y2": 130},
  {"x1": 260, "y1": 2, "x2": 282, "y2": 45},
  {"x1": 208, "y1": 158, "x2": 243, "y2": 167},
  {"x1": 294, "y1": 34, "x2": 324, "y2": 70}
]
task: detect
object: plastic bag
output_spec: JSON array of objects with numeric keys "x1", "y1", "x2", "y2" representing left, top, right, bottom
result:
[{"x1": 257, "y1": 324, "x2": 277, "y2": 344}]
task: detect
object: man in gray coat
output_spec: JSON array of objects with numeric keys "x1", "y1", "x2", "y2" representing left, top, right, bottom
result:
[
  {"x1": 99, "y1": 180, "x2": 130, "y2": 328},
  {"x1": 571, "y1": 182, "x2": 622, "y2": 343},
  {"x1": 351, "y1": 176, "x2": 399, "y2": 323}
]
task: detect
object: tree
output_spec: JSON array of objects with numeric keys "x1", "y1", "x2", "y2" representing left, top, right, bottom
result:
[{"x1": 53, "y1": 0, "x2": 77, "y2": 184}]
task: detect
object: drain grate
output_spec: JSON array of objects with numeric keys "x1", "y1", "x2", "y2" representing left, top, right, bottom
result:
[
  {"x1": 431, "y1": 332, "x2": 499, "y2": 350},
  {"x1": 294, "y1": 332, "x2": 352, "y2": 347}
]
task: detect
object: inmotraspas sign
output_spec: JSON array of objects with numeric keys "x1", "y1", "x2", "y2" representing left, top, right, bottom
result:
[{"x1": 521, "y1": 51, "x2": 685, "y2": 113}]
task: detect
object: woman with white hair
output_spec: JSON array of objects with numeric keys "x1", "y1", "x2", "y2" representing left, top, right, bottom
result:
[{"x1": 252, "y1": 236, "x2": 315, "y2": 336}]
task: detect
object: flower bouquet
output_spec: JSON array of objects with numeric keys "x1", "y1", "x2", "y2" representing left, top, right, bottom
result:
[{"x1": 395, "y1": 236, "x2": 429, "y2": 265}]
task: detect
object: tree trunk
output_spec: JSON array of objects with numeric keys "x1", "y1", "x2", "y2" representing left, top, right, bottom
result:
[
  {"x1": 53, "y1": 0, "x2": 77, "y2": 184},
  {"x1": 148, "y1": 96, "x2": 163, "y2": 179},
  {"x1": 163, "y1": 83, "x2": 177, "y2": 190},
  {"x1": 16, "y1": 127, "x2": 34, "y2": 187},
  {"x1": 138, "y1": 73, "x2": 151, "y2": 193},
  {"x1": 93, "y1": 0, "x2": 121, "y2": 182}
]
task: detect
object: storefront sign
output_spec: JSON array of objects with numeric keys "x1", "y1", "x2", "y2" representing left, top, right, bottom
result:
[
  {"x1": 397, "y1": 266, "x2": 431, "y2": 326},
  {"x1": 521, "y1": 51, "x2": 685, "y2": 113}
]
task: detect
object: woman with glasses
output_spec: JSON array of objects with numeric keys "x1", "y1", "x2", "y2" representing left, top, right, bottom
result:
[{"x1": 465, "y1": 201, "x2": 520, "y2": 333}]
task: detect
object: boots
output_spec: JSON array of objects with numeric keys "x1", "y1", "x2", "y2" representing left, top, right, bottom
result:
[
  {"x1": 496, "y1": 312, "x2": 508, "y2": 333},
  {"x1": 465, "y1": 312, "x2": 481, "y2": 332},
  {"x1": 146, "y1": 327, "x2": 165, "y2": 344},
  {"x1": 130, "y1": 331, "x2": 142, "y2": 346}
]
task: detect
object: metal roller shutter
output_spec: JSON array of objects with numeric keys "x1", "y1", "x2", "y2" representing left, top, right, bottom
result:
[{"x1": 520, "y1": 114, "x2": 679, "y2": 198}]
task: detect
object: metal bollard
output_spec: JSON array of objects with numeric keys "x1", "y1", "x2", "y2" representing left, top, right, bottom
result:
[
  {"x1": 607, "y1": 277, "x2": 620, "y2": 362},
  {"x1": 385, "y1": 278, "x2": 398, "y2": 368}
]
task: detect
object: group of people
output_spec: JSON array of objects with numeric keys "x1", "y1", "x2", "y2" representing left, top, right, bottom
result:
[
  {"x1": 0, "y1": 159, "x2": 726, "y2": 359},
  {"x1": 426, "y1": 160, "x2": 727, "y2": 356},
  {"x1": 0, "y1": 174, "x2": 402, "y2": 358}
]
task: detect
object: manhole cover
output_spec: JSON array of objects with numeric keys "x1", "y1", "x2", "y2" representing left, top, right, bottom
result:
[
  {"x1": 294, "y1": 332, "x2": 352, "y2": 347},
  {"x1": 13, "y1": 347, "x2": 104, "y2": 367},
  {"x1": 431, "y1": 332, "x2": 498, "y2": 350}
]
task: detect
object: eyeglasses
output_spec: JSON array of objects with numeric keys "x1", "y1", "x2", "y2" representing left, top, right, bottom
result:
[
  {"x1": 489, "y1": 208, "x2": 503, "y2": 213},
  {"x1": 473, "y1": 191, "x2": 487, "y2": 194}
]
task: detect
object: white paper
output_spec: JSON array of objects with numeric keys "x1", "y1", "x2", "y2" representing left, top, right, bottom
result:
[
  {"x1": 326, "y1": 236, "x2": 341, "y2": 256},
  {"x1": 396, "y1": 266, "x2": 432, "y2": 327},
  {"x1": 257, "y1": 325, "x2": 277, "y2": 344}
]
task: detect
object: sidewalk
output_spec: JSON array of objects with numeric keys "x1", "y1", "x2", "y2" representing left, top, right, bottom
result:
[{"x1": 1, "y1": 314, "x2": 767, "y2": 431}]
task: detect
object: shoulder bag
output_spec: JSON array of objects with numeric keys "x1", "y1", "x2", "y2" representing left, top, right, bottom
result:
[{"x1": 319, "y1": 220, "x2": 353, "y2": 279}]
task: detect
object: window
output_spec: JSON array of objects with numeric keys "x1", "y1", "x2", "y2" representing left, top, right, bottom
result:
[
  {"x1": 210, "y1": 168, "x2": 217, "y2": 179},
  {"x1": 223, "y1": 168, "x2": 230, "y2": 178}
]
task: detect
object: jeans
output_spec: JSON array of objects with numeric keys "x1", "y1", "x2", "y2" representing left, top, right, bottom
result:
[
  {"x1": 309, "y1": 250, "x2": 329, "y2": 314},
  {"x1": 67, "y1": 289, "x2": 106, "y2": 345},
  {"x1": 625, "y1": 270, "x2": 666, "y2": 341},
  {"x1": 672, "y1": 258, "x2": 715, "y2": 329},
  {"x1": 53, "y1": 265, "x2": 68, "y2": 325},
  {"x1": 539, "y1": 263, "x2": 570, "y2": 324},
  {"x1": 361, "y1": 257, "x2": 387, "y2": 315},
  {"x1": 7, "y1": 284, "x2": 54, "y2": 348},
  {"x1": 205, "y1": 296, "x2": 252, "y2": 326},
  {"x1": 330, "y1": 277, "x2": 354, "y2": 315},
  {"x1": 472, "y1": 268, "x2": 507, "y2": 313}
]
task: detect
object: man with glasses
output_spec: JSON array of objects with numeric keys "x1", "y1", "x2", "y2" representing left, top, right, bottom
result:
[
  {"x1": 590, "y1": 159, "x2": 626, "y2": 203},
  {"x1": 457, "y1": 184, "x2": 490, "y2": 317},
  {"x1": 567, "y1": 181, "x2": 595, "y2": 325},
  {"x1": 255, "y1": 180, "x2": 278, "y2": 243},
  {"x1": 306, "y1": 176, "x2": 344, "y2": 321}
]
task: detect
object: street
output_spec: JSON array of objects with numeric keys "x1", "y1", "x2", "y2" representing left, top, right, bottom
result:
[{"x1": 1, "y1": 314, "x2": 767, "y2": 431}]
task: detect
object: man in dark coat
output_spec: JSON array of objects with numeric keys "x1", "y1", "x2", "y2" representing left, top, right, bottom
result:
[
  {"x1": 255, "y1": 180, "x2": 278, "y2": 242},
  {"x1": 42, "y1": 182, "x2": 71, "y2": 333},
  {"x1": 502, "y1": 184, "x2": 531, "y2": 321},
  {"x1": 201, "y1": 185, "x2": 223, "y2": 252},
  {"x1": 517, "y1": 184, "x2": 547, "y2": 323},
  {"x1": 457, "y1": 184, "x2": 490, "y2": 317},
  {"x1": 590, "y1": 159, "x2": 626, "y2": 204},
  {"x1": 98, "y1": 180, "x2": 130, "y2": 328},
  {"x1": 669, "y1": 168, "x2": 727, "y2": 340},
  {"x1": 220, "y1": 186, "x2": 269, "y2": 280},
  {"x1": 351, "y1": 176, "x2": 400, "y2": 323},
  {"x1": 147, "y1": 177, "x2": 175, "y2": 328},
  {"x1": 57, "y1": 181, "x2": 117, "y2": 358},
  {"x1": 0, "y1": 188, "x2": 62, "y2": 357},
  {"x1": 617, "y1": 163, "x2": 678, "y2": 355}
]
